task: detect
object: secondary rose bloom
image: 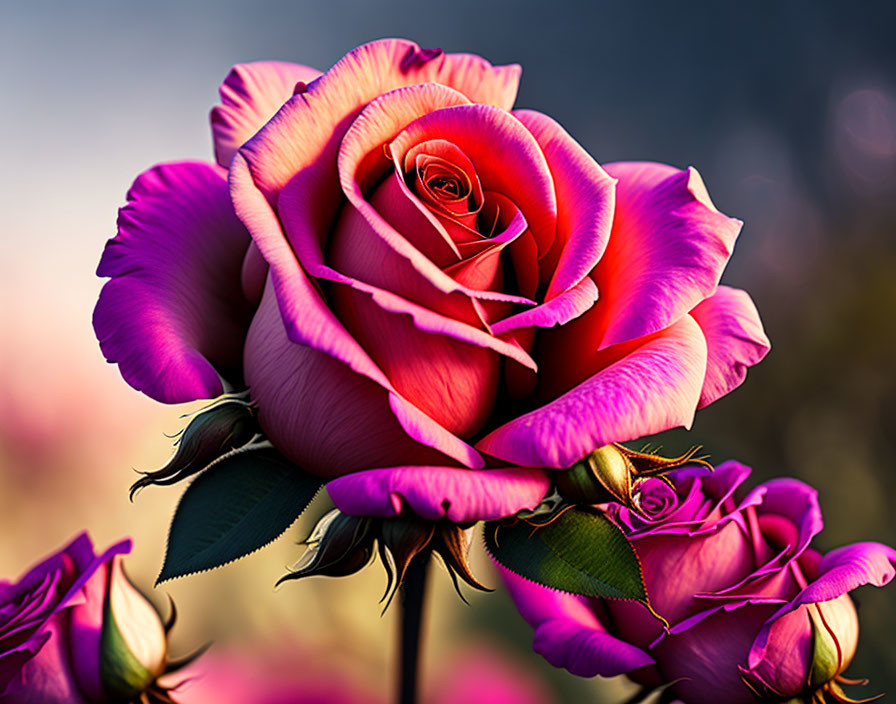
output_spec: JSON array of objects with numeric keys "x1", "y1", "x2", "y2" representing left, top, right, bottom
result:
[
  {"x1": 0, "y1": 534, "x2": 170, "y2": 703},
  {"x1": 501, "y1": 463, "x2": 896, "y2": 704},
  {"x1": 94, "y1": 39, "x2": 769, "y2": 522}
]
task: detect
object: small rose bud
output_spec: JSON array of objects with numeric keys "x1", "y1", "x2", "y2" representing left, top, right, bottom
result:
[
  {"x1": 99, "y1": 557, "x2": 169, "y2": 699},
  {"x1": 130, "y1": 396, "x2": 258, "y2": 499},
  {"x1": 555, "y1": 443, "x2": 710, "y2": 512},
  {"x1": 279, "y1": 510, "x2": 375, "y2": 585},
  {"x1": 555, "y1": 444, "x2": 635, "y2": 505}
]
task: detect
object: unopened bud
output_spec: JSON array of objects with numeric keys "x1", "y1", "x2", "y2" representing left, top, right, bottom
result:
[
  {"x1": 555, "y1": 443, "x2": 710, "y2": 513},
  {"x1": 555, "y1": 444, "x2": 636, "y2": 505},
  {"x1": 130, "y1": 397, "x2": 257, "y2": 499},
  {"x1": 100, "y1": 558, "x2": 168, "y2": 699},
  {"x1": 279, "y1": 510, "x2": 374, "y2": 585}
]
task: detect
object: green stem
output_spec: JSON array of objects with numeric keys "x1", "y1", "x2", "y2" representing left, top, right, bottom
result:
[{"x1": 397, "y1": 553, "x2": 429, "y2": 704}]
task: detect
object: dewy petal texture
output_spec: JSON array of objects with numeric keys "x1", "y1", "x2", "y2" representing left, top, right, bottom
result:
[
  {"x1": 477, "y1": 315, "x2": 708, "y2": 468},
  {"x1": 690, "y1": 285, "x2": 770, "y2": 408},
  {"x1": 326, "y1": 466, "x2": 550, "y2": 522},
  {"x1": 592, "y1": 162, "x2": 742, "y2": 349},
  {"x1": 94, "y1": 162, "x2": 252, "y2": 403},
  {"x1": 211, "y1": 61, "x2": 322, "y2": 168}
]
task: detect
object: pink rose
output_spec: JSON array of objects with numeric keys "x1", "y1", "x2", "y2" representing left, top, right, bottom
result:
[
  {"x1": 0, "y1": 534, "x2": 170, "y2": 703},
  {"x1": 501, "y1": 463, "x2": 896, "y2": 703},
  {"x1": 94, "y1": 39, "x2": 769, "y2": 522}
]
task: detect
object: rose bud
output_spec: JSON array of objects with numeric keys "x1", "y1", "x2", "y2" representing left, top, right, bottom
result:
[
  {"x1": 554, "y1": 442, "x2": 709, "y2": 509},
  {"x1": 1, "y1": 533, "x2": 197, "y2": 703},
  {"x1": 94, "y1": 38, "x2": 769, "y2": 526},
  {"x1": 499, "y1": 463, "x2": 896, "y2": 704}
]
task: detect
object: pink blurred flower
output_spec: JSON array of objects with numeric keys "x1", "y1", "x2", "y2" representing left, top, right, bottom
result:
[
  {"x1": 94, "y1": 39, "x2": 768, "y2": 523},
  {"x1": 0, "y1": 533, "x2": 170, "y2": 703},
  {"x1": 501, "y1": 463, "x2": 896, "y2": 704},
  {"x1": 172, "y1": 642, "x2": 557, "y2": 704}
]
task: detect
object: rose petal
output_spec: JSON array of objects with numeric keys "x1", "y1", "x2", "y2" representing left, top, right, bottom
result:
[
  {"x1": 690, "y1": 285, "x2": 770, "y2": 408},
  {"x1": 239, "y1": 38, "x2": 519, "y2": 201},
  {"x1": 329, "y1": 281, "x2": 502, "y2": 439},
  {"x1": 232, "y1": 40, "x2": 521, "y2": 351},
  {"x1": 478, "y1": 315, "x2": 707, "y2": 468},
  {"x1": 389, "y1": 103, "x2": 557, "y2": 258},
  {"x1": 1, "y1": 618, "x2": 91, "y2": 704},
  {"x1": 326, "y1": 466, "x2": 550, "y2": 522},
  {"x1": 95, "y1": 162, "x2": 252, "y2": 403},
  {"x1": 211, "y1": 61, "x2": 322, "y2": 168},
  {"x1": 744, "y1": 478, "x2": 823, "y2": 577},
  {"x1": 490, "y1": 276, "x2": 598, "y2": 336},
  {"x1": 499, "y1": 567, "x2": 655, "y2": 677},
  {"x1": 66, "y1": 562, "x2": 110, "y2": 701},
  {"x1": 278, "y1": 84, "x2": 536, "y2": 343},
  {"x1": 243, "y1": 280, "x2": 482, "y2": 476},
  {"x1": 234, "y1": 167, "x2": 486, "y2": 470},
  {"x1": 747, "y1": 541, "x2": 896, "y2": 669},
  {"x1": 513, "y1": 110, "x2": 616, "y2": 299},
  {"x1": 591, "y1": 162, "x2": 742, "y2": 349}
]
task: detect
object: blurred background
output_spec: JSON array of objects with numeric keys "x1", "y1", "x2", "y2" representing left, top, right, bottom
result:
[{"x1": 2, "y1": 1, "x2": 895, "y2": 701}]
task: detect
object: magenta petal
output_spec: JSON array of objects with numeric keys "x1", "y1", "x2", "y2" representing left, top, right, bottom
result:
[
  {"x1": 500, "y1": 567, "x2": 655, "y2": 677},
  {"x1": 593, "y1": 162, "x2": 742, "y2": 349},
  {"x1": 690, "y1": 286, "x2": 770, "y2": 408},
  {"x1": 477, "y1": 315, "x2": 707, "y2": 468},
  {"x1": 749, "y1": 478, "x2": 823, "y2": 565},
  {"x1": 2, "y1": 619, "x2": 90, "y2": 704},
  {"x1": 211, "y1": 61, "x2": 322, "y2": 168},
  {"x1": 94, "y1": 162, "x2": 252, "y2": 403},
  {"x1": 747, "y1": 542, "x2": 896, "y2": 669},
  {"x1": 490, "y1": 276, "x2": 598, "y2": 336},
  {"x1": 326, "y1": 466, "x2": 550, "y2": 522},
  {"x1": 513, "y1": 110, "x2": 615, "y2": 299},
  {"x1": 243, "y1": 281, "x2": 482, "y2": 476}
]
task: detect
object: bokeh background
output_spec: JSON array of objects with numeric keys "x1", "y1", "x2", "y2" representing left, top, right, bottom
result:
[{"x1": 2, "y1": 1, "x2": 895, "y2": 701}]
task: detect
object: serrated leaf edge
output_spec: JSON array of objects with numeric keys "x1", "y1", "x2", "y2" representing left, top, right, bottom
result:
[
  {"x1": 481, "y1": 520, "x2": 667, "y2": 628},
  {"x1": 155, "y1": 477, "x2": 324, "y2": 586}
]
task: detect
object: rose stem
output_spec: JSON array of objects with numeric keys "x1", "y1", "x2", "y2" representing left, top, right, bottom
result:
[{"x1": 397, "y1": 553, "x2": 430, "y2": 704}]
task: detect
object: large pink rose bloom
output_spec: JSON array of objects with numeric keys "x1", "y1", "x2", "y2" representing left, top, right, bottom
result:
[
  {"x1": 94, "y1": 39, "x2": 769, "y2": 522},
  {"x1": 500, "y1": 463, "x2": 896, "y2": 703}
]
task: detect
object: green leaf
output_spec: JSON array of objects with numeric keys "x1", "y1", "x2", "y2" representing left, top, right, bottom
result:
[
  {"x1": 157, "y1": 446, "x2": 323, "y2": 584},
  {"x1": 485, "y1": 506, "x2": 654, "y2": 608}
]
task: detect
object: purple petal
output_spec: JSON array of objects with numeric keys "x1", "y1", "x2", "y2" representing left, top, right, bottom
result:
[
  {"x1": 94, "y1": 162, "x2": 252, "y2": 403},
  {"x1": 326, "y1": 466, "x2": 550, "y2": 522},
  {"x1": 1, "y1": 619, "x2": 91, "y2": 704},
  {"x1": 690, "y1": 286, "x2": 770, "y2": 408},
  {"x1": 499, "y1": 567, "x2": 655, "y2": 677},
  {"x1": 211, "y1": 61, "x2": 322, "y2": 168},
  {"x1": 747, "y1": 541, "x2": 896, "y2": 669},
  {"x1": 592, "y1": 162, "x2": 741, "y2": 349},
  {"x1": 477, "y1": 315, "x2": 707, "y2": 468}
]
